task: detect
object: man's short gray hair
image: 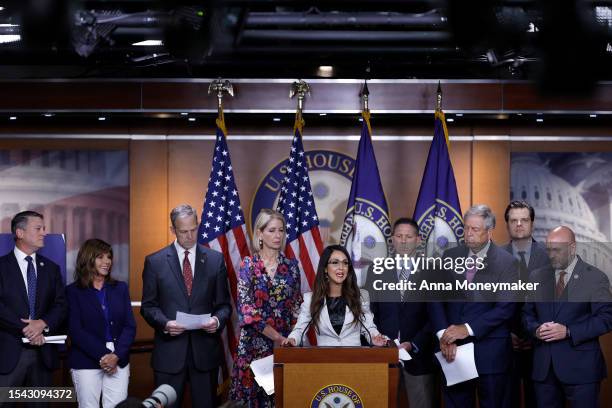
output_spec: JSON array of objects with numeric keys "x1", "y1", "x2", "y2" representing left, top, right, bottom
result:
[
  {"x1": 170, "y1": 204, "x2": 198, "y2": 228},
  {"x1": 464, "y1": 204, "x2": 496, "y2": 230}
]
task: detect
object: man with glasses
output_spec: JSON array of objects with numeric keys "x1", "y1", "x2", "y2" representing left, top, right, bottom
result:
[{"x1": 523, "y1": 226, "x2": 612, "y2": 408}]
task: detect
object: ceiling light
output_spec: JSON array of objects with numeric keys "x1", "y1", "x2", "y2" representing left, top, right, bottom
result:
[
  {"x1": 319, "y1": 113, "x2": 327, "y2": 116},
  {"x1": 0, "y1": 35, "x2": 20, "y2": 44},
  {"x1": 9, "y1": 116, "x2": 16, "y2": 120},
  {"x1": 43, "y1": 113, "x2": 54, "y2": 117},
  {"x1": 590, "y1": 114, "x2": 597, "y2": 118},
  {"x1": 272, "y1": 118, "x2": 281, "y2": 122},
  {"x1": 536, "y1": 118, "x2": 544, "y2": 123},
  {"x1": 446, "y1": 118, "x2": 455, "y2": 122},
  {"x1": 98, "y1": 117, "x2": 106, "y2": 121},
  {"x1": 0, "y1": 7, "x2": 5, "y2": 11},
  {"x1": 188, "y1": 117, "x2": 196, "y2": 122},
  {"x1": 132, "y1": 40, "x2": 164, "y2": 47},
  {"x1": 455, "y1": 113, "x2": 463, "y2": 117},
  {"x1": 180, "y1": 112, "x2": 188, "y2": 116},
  {"x1": 317, "y1": 65, "x2": 334, "y2": 77}
]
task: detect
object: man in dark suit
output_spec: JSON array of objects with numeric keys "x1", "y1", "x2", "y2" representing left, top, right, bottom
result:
[
  {"x1": 523, "y1": 226, "x2": 612, "y2": 408},
  {"x1": 365, "y1": 217, "x2": 437, "y2": 408},
  {"x1": 0, "y1": 211, "x2": 67, "y2": 398},
  {"x1": 502, "y1": 200, "x2": 551, "y2": 408},
  {"x1": 141, "y1": 204, "x2": 232, "y2": 408},
  {"x1": 429, "y1": 204, "x2": 518, "y2": 408}
]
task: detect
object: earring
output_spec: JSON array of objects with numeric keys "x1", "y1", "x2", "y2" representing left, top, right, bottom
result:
[{"x1": 259, "y1": 239, "x2": 263, "y2": 249}]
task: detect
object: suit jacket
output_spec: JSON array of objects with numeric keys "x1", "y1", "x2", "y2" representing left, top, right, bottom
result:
[
  {"x1": 365, "y1": 261, "x2": 436, "y2": 375},
  {"x1": 140, "y1": 244, "x2": 231, "y2": 374},
  {"x1": 523, "y1": 256, "x2": 612, "y2": 383},
  {"x1": 66, "y1": 281, "x2": 136, "y2": 369},
  {"x1": 288, "y1": 289, "x2": 380, "y2": 347},
  {"x1": 428, "y1": 242, "x2": 519, "y2": 375},
  {"x1": 502, "y1": 239, "x2": 551, "y2": 336},
  {"x1": 0, "y1": 251, "x2": 67, "y2": 373}
]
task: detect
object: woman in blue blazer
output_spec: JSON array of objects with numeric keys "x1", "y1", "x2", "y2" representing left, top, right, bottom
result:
[{"x1": 66, "y1": 239, "x2": 136, "y2": 408}]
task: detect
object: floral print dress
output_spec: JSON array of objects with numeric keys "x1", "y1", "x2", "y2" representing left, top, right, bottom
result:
[{"x1": 229, "y1": 253, "x2": 302, "y2": 407}]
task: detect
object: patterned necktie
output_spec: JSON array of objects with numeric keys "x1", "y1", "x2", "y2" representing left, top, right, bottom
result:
[
  {"x1": 518, "y1": 251, "x2": 528, "y2": 281},
  {"x1": 25, "y1": 256, "x2": 37, "y2": 319},
  {"x1": 555, "y1": 271, "x2": 567, "y2": 299},
  {"x1": 465, "y1": 255, "x2": 478, "y2": 283},
  {"x1": 399, "y1": 265, "x2": 410, "y2": 302},
  {"x1": 182, "y1": 251, "x2": 193, "y2": 296}
]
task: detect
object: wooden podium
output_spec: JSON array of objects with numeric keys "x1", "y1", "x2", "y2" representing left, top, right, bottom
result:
[{"x1": 273, "y1": 347, "x2": 400, "y2": 407}]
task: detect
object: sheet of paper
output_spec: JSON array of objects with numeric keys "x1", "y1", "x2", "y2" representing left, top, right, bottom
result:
[
  {"x1": 435, "y1": 342, "x2": 479, "y2": 386},
  {"x1": 250, "y1": 354, "x2": 274, "y2": 395},
  {"x1": 394, "y1": 339, "x2": 412, "y2": 361},
  {"x1": 22, "y1": 335, "x2": 67, "y2": 344},
  {"x1": 176, "y1": 311, "x2": 211, "y2": 330}
]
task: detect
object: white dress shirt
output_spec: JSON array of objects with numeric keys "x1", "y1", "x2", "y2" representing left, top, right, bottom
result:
[
  {"x1": 436, "y1": 241, "x2": 492, "y2": 340},
  {"x1": 173, "y1": 240, "x2": 196, "y2": 278},
  {"x1": 555, "y1": 255, "x2": 578, "y2": 287}
]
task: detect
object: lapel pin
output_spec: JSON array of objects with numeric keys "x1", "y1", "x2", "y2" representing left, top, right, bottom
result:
[
  {"x1": 39, "y1": 262, "x2": 44, "y2": 267},
  {"x1": 574, "y1": 274, "x2": 579, "y2": 279}
]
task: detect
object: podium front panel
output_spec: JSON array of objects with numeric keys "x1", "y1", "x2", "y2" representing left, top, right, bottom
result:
[{"x1": 283, "y1": 363, "x2": 388, "y2": 407}]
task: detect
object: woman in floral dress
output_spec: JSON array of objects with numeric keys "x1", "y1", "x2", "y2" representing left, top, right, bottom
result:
[{"x1": 229, "y1": 208, "x2": 302, "y2": 407}]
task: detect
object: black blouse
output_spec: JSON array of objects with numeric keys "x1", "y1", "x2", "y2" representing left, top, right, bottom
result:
[{"x1": 326, "y1": 296, "x2": 347, "y2": 335}]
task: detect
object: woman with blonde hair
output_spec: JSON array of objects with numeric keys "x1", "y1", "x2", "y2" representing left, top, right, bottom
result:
[
  {"x1": 229, "y1": 209, "x2": 302, "y2": 407},
  {"x1": 66, "y1": 239, "x2": 136, "y2": 408}
]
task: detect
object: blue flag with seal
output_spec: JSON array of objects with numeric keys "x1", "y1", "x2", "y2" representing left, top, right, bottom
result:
[
  {"x1": 340, "y1": 110, "x2": 392, "y2": 286},
  {"x1": 414, "y1": 109, "x2": 464, "y2": 256}
]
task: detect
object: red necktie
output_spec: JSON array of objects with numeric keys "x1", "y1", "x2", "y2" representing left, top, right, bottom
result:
[
  {"x1": 555, "y1": 271, "x2": 567, "y2": 299},
  {"x1": 183, "y1": 251, "x2": 193, "y2": 296}
]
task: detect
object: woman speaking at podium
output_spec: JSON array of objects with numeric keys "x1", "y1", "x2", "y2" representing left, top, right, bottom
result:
[{"x1": 283, "y1": 245, "x2": 387, "y2": 347}]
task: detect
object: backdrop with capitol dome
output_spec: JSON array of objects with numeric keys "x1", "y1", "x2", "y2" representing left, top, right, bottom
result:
[{"x1": 2, "y1": 122, "x2": 612, "y2": 402}]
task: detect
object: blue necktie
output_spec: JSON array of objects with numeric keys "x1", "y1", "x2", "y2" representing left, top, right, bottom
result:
[{"x1": 25, "y1": 256, "x2": 37, "y2": 319}]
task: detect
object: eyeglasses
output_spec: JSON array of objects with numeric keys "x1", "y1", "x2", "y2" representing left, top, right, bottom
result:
[{"x1": 327, "y1": 259, "x2": 350, "y2": 268}]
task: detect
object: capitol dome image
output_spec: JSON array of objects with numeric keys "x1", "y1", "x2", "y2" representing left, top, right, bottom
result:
[
  {"x1": 0, "y1": 150, "x2": 129, "y2": 284},
  {"x1": 511, "y1": 153, "x2": 612, "y2": 276}
]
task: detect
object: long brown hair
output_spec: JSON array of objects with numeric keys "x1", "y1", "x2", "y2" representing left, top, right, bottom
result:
[
  {"x1": 74, "y1": 238, "x2": 116, "y2": 288},
  {"x1": 310, "y1": 245, "x2": 362, "y2": 331}
]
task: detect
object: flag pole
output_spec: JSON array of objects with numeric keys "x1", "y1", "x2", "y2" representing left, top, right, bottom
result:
[
  {"x1": 436, "y1": 80, "x2": 443, "y2": 112},
  {"x1": 208, "y1": 78, "x2": 234, "y2": 135},
  {"x1": 290, "y1": 79, "x2": 310, "y2": 133},
  {"x1": 359, "y1": 80, "x2": 372, "y2": 136}
]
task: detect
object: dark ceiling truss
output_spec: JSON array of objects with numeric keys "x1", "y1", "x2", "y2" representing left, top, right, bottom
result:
[{"x1": 0, "y1": 0, "x2": 609, "y2": 89}]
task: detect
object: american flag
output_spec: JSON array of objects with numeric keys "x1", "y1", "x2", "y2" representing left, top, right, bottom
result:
[
  {"x1": 198, "y1": 110, "x2": 250, "y2": 391},
  {"x1": 276, "y1": 113, "x2": 324, "y2": 291}
]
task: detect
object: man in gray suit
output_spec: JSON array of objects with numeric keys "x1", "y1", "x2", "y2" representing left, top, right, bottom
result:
[
  {"x1": 502, "y1": 200, "x2": 551, "y2": 408},
  {"x1": 141, "y1": 204, "x2": 231, "y2": 408}
]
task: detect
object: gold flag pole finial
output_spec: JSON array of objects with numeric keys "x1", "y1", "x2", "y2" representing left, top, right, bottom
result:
[
  {"x1": 208, "y1": 78, "x2": 234, "y2": 113},
  {"x1": 436, "y1": 81, "x2": 442, "y2": 112},
  {"x1": 290, "y1": 79, "x2": 311, "y2": 113},
  {"x1": 360, "y1": 80, "x2": 370, "y2": 112}
]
